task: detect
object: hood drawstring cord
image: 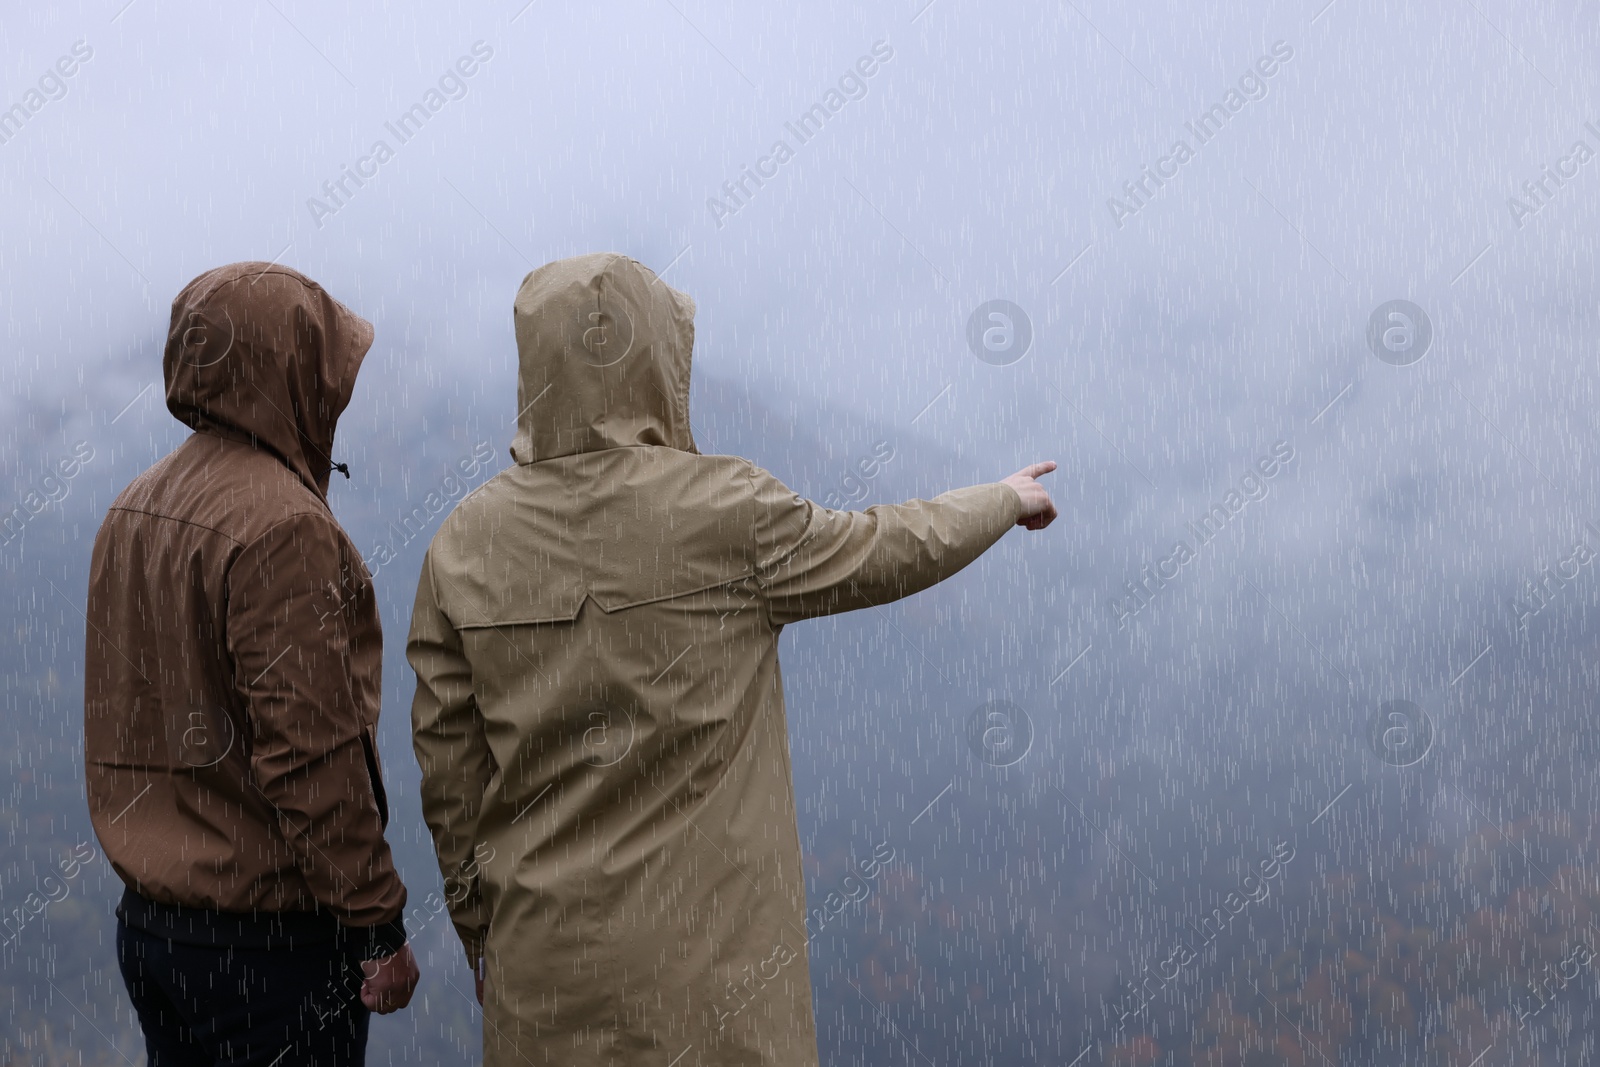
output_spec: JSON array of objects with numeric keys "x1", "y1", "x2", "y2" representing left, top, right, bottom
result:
[{"x1": 330, "y1": 461, "x2": 351, "y2": 479}]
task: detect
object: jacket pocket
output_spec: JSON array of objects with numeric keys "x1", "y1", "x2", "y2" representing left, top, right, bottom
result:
[{"x1": 359, "y1": 727, "x2": 390, "y2": 829}]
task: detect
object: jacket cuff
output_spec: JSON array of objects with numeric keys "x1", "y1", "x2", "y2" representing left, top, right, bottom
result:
[
  {"x1": 454, "y1": 918, "x2": 487, "y2": 967},
  {"x1": 993, "y1": 481, "x2": 1024, "y2": 525},
  {"x1": 347, "y1": 916, "x2": 408, "y2": 961}
]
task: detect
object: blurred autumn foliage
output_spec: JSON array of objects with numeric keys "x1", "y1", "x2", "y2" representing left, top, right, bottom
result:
[{"x1": 806, "y1": 772, "x2": 1600, "y2": 1066}]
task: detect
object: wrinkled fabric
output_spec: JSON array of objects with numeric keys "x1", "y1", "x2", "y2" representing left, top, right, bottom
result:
[
  {"x1": 85, "y1": 262, "x2": 407, "y2": 945},
  {"x1": 409, "y1": 253, "x2": 1020, "y2": 1066}
]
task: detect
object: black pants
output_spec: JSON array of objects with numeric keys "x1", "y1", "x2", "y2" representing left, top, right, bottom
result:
[{"x1": 117, "y1": 916, "x2": 371, "y2": 1066}]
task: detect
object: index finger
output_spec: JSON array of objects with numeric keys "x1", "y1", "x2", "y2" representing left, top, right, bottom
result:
[{"x1": 1018, "y1": 461, "x2": 1057, "y2": 479}]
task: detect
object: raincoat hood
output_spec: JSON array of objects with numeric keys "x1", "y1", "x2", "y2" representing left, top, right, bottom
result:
[
  {"x1": 510, "y1": 253, "x2": 698, "y2": 464},
  {"x1": 164, "y1": 262, "x2": 374, "y2": 497}
]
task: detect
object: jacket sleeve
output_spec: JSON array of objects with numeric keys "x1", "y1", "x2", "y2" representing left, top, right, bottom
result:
[
  {"x1": 747, "y1": 464, "x2": 1023, "y2": 626},
  {"x1": 225, "y1": 513, "x2": 407, "y2": 953},
  {"x1": 408, "y1": 548, "x2": 494, "y2": 966}
]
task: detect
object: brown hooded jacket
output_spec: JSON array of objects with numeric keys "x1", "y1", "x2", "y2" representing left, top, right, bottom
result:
[
  {"x1": 409, "y1": 253, "x2": 1022, "y2": 1066},
  {"x1": 85, "y1": 262, "x2": 407, "y2": 955}
]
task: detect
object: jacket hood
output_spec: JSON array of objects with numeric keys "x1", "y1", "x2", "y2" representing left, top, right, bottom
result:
[
  {"x1": 510, "y1": 253, "x2": 698, "y2": 464},
  {"x1": 164, "y1": 262, "x2": 374, "y2": 497}
]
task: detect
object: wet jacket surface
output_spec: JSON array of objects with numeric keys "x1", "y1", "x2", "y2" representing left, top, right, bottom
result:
[
  {"x1": 408, "y1": 253, "x2": 1020, "y2": 1065},
  {"x1": 85, "y1": 262, "x2": 406, "y2": 953}
]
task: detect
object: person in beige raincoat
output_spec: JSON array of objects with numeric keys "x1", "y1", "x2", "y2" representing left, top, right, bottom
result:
[{"x1": 408, "y1": 253, "x2": 1057, "y2": 1066}]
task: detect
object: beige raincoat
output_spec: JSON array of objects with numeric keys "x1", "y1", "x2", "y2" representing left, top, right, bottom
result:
[{"x1": 408, "y1": 253, "x2": 1022, "y2": 1066}]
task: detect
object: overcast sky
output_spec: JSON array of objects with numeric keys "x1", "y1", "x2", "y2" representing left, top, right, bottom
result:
[{"x1": 5, "y1": 0, "x2": 1596, "y2": 703}]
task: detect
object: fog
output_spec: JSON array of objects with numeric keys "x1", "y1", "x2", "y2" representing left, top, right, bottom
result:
[{"x1": 4, "y1": 0, "x2": 1600, "y2": 1063}]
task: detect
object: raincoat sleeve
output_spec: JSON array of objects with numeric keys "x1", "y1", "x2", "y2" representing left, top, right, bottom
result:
[
  {"x1": 408, "y1": 548, "x2": 494, "y2": 966},
  {"x1": 225, "y1": 513, "x2": 408, "y2": 952},
  {"x1": 747, "y1": 464, "x2": 1023, "y2": 626}
]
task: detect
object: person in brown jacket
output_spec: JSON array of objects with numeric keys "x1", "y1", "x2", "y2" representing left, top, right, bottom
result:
[
  {"x1": 85, "y1": 263, "x2": 419, "y2": 1066},
  {"x1": 408, "y1": 252, "x2": 1057, "y2": 1067}
]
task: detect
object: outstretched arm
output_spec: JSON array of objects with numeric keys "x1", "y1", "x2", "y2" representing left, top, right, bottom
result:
[{"x1": 750, "y1": 460, "x2": 1057, "y2": 626}]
